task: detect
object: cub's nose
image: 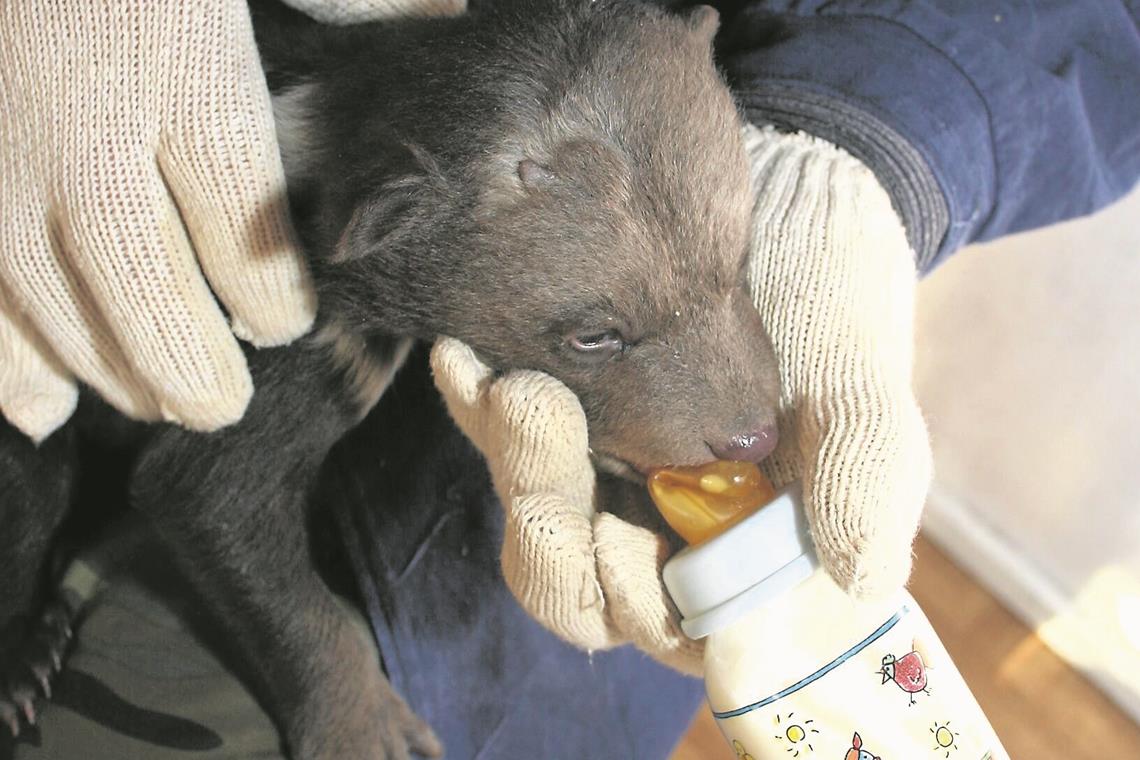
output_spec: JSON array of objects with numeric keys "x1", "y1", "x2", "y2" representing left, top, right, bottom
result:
[{"x1": 709, "y1": 425, "x2": 778, "y2": 463}]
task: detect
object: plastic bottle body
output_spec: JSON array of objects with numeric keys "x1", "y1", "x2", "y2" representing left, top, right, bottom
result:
[{"x1": 703, "y1": 570, "x2": 1009, "y2": 760}]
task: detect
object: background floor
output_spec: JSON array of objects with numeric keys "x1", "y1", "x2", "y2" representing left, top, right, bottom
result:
[{"x1": 670, "y1": 535, "x2": 1140, "y2": 760}]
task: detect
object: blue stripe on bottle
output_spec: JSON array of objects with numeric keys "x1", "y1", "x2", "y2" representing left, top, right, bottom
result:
[{"x1": 712, "y1": 606, "x2": 910, "y2": 720}]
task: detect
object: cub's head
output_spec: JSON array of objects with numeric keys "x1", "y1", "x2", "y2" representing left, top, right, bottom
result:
[
  {"x1": 293, "y1": 1, "x2": 780, "y2": 472},
  {"x1": 448, "y1": 3, "x2": 780, "y2": 472}
]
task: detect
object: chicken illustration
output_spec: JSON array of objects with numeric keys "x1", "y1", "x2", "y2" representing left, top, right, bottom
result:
[
  {"x1": 879, "y1": 648, "x2": 930, "y2": 705},
  {"x1": 844, "y1": 732, "x2": 880, "y2": 760}
]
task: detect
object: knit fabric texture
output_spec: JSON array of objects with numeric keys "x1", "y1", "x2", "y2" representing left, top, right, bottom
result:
[
  {"x1": 282, "y1": 0, "x2": 464, "y2": 24},
  {"x1": 744, "y1": 124, "x2": 933, "y2": 599},
  {"x1": 0, "y1": 0, "x2": 462, "y2": 443},
  {"x1": 430, "y1": 338, "x2": 704, "y2": 676},
  {"x1": 0, "y1": 0, "x2": 314, "y2": 439}
]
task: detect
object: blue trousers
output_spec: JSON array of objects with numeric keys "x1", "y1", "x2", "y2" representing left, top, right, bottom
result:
[{"x1": 326, "y1": 348, "x2": 704, "y2": 759}]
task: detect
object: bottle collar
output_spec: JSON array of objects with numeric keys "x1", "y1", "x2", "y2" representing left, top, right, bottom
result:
[{"x1": 662, "y1": 482, "x2": 819, "y2": 639}]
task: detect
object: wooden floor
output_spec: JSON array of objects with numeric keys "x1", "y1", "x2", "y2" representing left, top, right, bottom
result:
[{"x1": 670, "y1": 534, "x2": 1140, "y2": 760}]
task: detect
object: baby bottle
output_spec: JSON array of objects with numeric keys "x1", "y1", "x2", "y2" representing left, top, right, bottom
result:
[{"x1": 648, "y1": 463, "x2": 1009, "y2": 760}]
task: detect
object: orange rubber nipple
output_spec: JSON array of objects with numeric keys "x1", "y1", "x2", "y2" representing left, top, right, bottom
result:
[{"x1": 647, "y1": 461, "x2": 775, "y2": 546}]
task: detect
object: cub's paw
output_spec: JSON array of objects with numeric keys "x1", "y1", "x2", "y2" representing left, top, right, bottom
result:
[
  {"x1": 373, "y1": 683, "x2": 443, "y2": 760},
  {"x1": 290, "y1": 675, "x2": 443, "y2": 760},
  {"x1": 1, "y1": 599, "x2": 75, "y2": 737}
]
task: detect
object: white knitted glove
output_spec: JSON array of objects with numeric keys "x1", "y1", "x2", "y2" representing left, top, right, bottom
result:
[
  {"x1": 430, "y1": 339, "x2": 704, "y2": 676},
  {"x1": 744, "y1": 125, "x2": 933, "y2": 599},
  {"x1": 0, "y1": 0, "x2": 464, "y2": 444},
  {"x1": 283, "y1": 0, "x2": 464, "y2": 24}
]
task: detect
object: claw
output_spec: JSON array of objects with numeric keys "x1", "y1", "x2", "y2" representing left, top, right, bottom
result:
[
  {"x1": 1, "y1": 703, "x2": 20, "y2": 738},
  {"x1": 33, "y1": 668, "x2": 52, "y2": 700},
  {"x1": 41, "y1": 603, "x2": 74, "y2": 641},
  {"x1": 16, "y1": 694, "x2": 35, "y2": 726},
  {"x1": 51, "y1": 649, "x2": 62, "y2": 673},
  {"x1": 41, "y1": 606, "x2": 72, "y2": 642}
]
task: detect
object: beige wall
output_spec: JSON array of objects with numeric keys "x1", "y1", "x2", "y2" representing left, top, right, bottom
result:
[{"x1": 915, "y1": 186, "x2": 1140, "y2": 718}]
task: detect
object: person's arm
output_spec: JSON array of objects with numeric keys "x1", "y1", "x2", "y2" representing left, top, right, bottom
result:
[
  {"x1": 712, "y1": 0, "x2": 1140, "y2": 271},
  {"x1": 698, "y1": 0, "x2": 1140, "y2": 601}
]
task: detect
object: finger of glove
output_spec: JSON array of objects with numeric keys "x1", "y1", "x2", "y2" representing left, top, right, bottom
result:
[
  {"x1": 0, "y1": 202, "x2": 160, "y2": 424},
  {"x1": 593, "y1": 512, "x2": 704, "y2": 676},
  {"x1": 501, "y1": 493, "x2": 622, "y2": 651},
  {"x1": 159, "y1": 4, "x2": 315, "y2": 348},
  {"x1": 0, "y1": 297, "x2": 78, "y2": 443},
  {"x1": 60, "y1": 157, "x2": 253, "y2": 431},
  {"x1": 804, "y1": 392, "x2": 932, "y2": 600},
  {"x1": 487, "y1": 370, "x2": 596, "y2": 512},
  {"x1": 598, "y1": 473, "x2": 678, "y2": 537},
  {"x1": 743, "y1": 126, "x2": 931, "y2": 598},
  {"x1": 429, "y1": 337, "x2": 496, "y2": 447},
  {"x1": 799, "y1": 156, "x2": 931, "y2": 599},
  {"x1": 281, "y1": 0, "x2": 465, "y2": 24}
]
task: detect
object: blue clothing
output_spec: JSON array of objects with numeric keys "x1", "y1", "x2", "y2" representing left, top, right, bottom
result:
[
  {"x1": 710, "y1": 0, "x2": 1140, "y2": 271},
  {"x1": 329, "y1": 3, "x2": 1140, "y2": 758},
  {"x1": 326, "y1": 352, "x2": 704, "y2": 760}
]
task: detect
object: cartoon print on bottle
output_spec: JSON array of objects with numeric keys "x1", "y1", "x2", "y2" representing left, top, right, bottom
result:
[
  {"x1": 930, "y1": 721, "x2": 959, "y2": 756},
  {"x1": 879, "y1": 640, "x2": 930, "y2": 705},
  {"x1": 732, "y1": 738, "x2": 755, "y2": 760},
  {"x1": 774, "y1": 712, "x2": 818, "y2": 757},
  {"x1": 844, "y1": 732, "x2": 880, "y2": 760}
]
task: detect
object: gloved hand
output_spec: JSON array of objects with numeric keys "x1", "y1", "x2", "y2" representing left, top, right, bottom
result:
[
  {"x1": 283, "y1": 0, "x2": 463, "y2": 24},
  {"x1": 430, "y1": 124, "x2": 932, "y2": 672},
  {"x1": 430, "y1": 339, "x2": 704, "y2": 676},
  {"x1": 0, "y1": 0, "x2": 463, "y2": 444},
  {"x1": 743, "y1": 124, "x2": 933, "y2": 600}
]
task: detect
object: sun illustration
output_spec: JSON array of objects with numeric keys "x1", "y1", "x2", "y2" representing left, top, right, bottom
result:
[
  {"x1": 930, "y1": 721, "x2": 960, "y2": 757},
  {"x1": 774, "y1": 712, "x2": 818, "y2": 757}
]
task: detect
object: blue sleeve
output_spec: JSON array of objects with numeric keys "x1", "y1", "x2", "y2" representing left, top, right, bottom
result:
[{"x1": 709, "y1": 1, "x2": 1140, "y2": 272}]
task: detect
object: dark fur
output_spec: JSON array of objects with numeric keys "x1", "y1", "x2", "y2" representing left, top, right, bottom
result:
[{"x1": 0, "y1": 1, "x2": 779, "y2": 757}]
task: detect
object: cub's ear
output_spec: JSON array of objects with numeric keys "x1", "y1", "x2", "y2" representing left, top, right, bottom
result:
[
  {"x1": 333, "y1": 145, "x2": 447, "y2": 263},
  {"x1": 333, "y1": 176, "x2": 429, "y2": 263},
  {"x1": 687, "y1": 5, "x2": 720, "y2": 41}
]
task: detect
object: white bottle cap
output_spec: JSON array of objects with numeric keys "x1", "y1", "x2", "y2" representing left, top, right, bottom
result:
[{"x1": 662, "y1": 482, "x2": 819, "y2": 639}]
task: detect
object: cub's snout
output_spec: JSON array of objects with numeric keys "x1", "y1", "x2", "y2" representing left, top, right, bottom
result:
[
  {"x1": 709, "y1": 426, "x2": 779, "y2": 464},
  {"x1": 570, "y1": 286, "x2": 782, "y2": 473}
]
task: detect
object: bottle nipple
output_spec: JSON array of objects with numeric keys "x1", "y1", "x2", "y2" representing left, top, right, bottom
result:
[{"x1": 647, "y1": 461, "x2": 775, "y2": 545}]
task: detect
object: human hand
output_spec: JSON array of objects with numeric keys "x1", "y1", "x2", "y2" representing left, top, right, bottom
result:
[
  {"x1": 430, "y1": 338, "x2": 704, "y2": 676},
  {"x1": 743, "y1": 124, "x2": 933, "y2": 599},
  {"x1": 0, "y1": 0, "x2": 465, "y2": 444},
  {"x1": 0, "y1": 0, "x2": 315, "y2": 440}
]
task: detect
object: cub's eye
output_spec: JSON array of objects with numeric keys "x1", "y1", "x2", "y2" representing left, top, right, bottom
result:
[{"x1": 567, "y1": 329, "x2": 626, "y2": 357}]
